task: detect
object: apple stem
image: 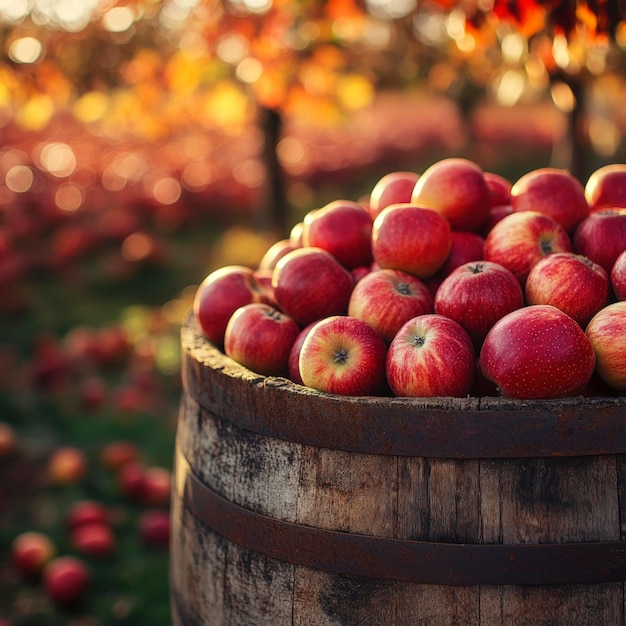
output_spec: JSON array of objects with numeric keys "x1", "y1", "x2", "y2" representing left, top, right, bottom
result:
[
  {"x1": 333, "y1": 349, "x2": 349, "y2": 364},
  {"x1": 540, "y1": 239, "x2": 553, "y2": 254},
  {"x1": 410, "y1": 335, "x2": 425, "y2": 347},
  {"x1": 469, "y1": 263, "x2": 485, "y2": 274}
]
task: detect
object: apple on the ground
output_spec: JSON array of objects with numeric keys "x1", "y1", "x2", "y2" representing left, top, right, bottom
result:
[
  {"x1": 525, "y1": 252, "x2": 609, "y2": 327},
  {"x1": 71, "y1": 523, "x2": 116, "y2": 558},
  {"x1": 43, "y1": 556, "x2": 90, "y2": 607},
  {"x1": 434, "y1": 261, "x2": 524, "y2": 348},
  {"x1": 139, "y1": 509, "x2": 171, "y2": 549},
  {"x1": 348, "y1": 268, "x2": 434, "y2": 344},
  {"x1": 371, "y1": 204, "x2": 452, "y2": 279},
  {"x1": 298, "y1": 316, "x2": 388, "y2": 396},
  {"x1": 479, "y1": 304, "x2": 595, "y2": 399},
  {"x1": 224, "y1": 303, "x2": 300, "y2": 377},
  {"x1": 585, "y1": 301, "x2": 626, "y2": 391},
  {"x1": 66, "y1": 500, "x2": 109, "y2": 530},
  {"x1": 48, "y1": 446, "x2": 88, "y2": 486},
  {"x1": 386, "y1": 314, "x2": 475, "y2": 397},
  {"x1": 11, "y1": 531, "x2": 56, "y2": 579},
  {"x1": 483, "y1": 210, "x2": 572, "y2": 286},
  {"x1": 411, "y1": 157, "x2": 491, "y2": 232},
  {"x1": 141, "y1": 466, "x2": 172, "y2": 506}
]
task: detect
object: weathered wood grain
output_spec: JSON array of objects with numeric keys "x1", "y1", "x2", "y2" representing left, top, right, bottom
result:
[{"x1": 170, "y1": 315, "x2": 626, "y2": 625}]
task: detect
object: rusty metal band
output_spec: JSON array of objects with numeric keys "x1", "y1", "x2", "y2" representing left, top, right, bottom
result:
[
  {"x1": 182, "y1": 318, "x2": 626, "y2": 459},
  {"x1": 177, "y1": 451, "x2": 626, "y2": 587}
]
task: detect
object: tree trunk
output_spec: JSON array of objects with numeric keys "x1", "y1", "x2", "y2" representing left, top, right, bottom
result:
[{"x1": 260, "y1": 106, "x2": 290, "y2": 236}]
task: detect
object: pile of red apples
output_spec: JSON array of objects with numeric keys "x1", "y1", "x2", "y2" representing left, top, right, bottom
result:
[{"x1": 193, "y1": 158, "x2": 626, "y2": 400}]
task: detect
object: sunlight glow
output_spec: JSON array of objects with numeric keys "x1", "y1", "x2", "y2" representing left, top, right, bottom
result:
[
  {"x1": 495, "y1": 70, "x2": 525, "y2": 106},
  {"x1": 102, "y1": 7, "x2": 134, "y2": 33},
  {"x1": 8, "y1": 37, "x2": 44, "y2": 64},
  {"x1": 38, "y1": 142, "x2": 77, "y2": 177},
  {"x1": 0, "y1": 0, "x2": 29, "y2": 24},
  {"x1": 5, "y1": 165, "x2": 34, "y2": 193},
  {"x1": 55, "y1": 183, "x2": 83, "y2": 212}
]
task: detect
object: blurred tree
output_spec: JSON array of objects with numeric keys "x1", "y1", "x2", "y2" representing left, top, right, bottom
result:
[{"x1": 0, "y1": 0, "x2": 625, "y2": 233}]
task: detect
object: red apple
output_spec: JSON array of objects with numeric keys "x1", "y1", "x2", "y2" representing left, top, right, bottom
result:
[
  {"x1": 424, "y1": 230, "x2": 485, "y2": 295},
  {"x1": 479, "y1": 305, "x2": 596, "y2": 399},
  {"x1": 139, "y1": 509, "x2": 171, "y2": 549},
  {"x1": 257, "y1": 238, "x2": 297, "y2": 271},
  {"x1": 287, "y1": 322, "x2": 316, "y2": 385},
  {"x1": 484, "y1": 171, "x2": 512, "y2": 207},
  {"x1": 351, "y1": 265, "x2": 371, "y2": 283},
  {"x1": 371, "y1": 204, "x2": 452, "y2": 279},
  {"x1": 434, "y1": 261, "x2": 524, "y2": 347},
  {"x1": 118, "y1": 461, "x2": 147, "y2": 501},
  {"x1": 11, "y1": 531, "x2": 56, "y2": 579},
  {"x1": 193, "y1": 265, "x2": 270, "y2": 346},
  {"x1": 298, "y1": 316, "x2": 387, "y2": 396},
  {"x1": 585, "y1": 301, "x2": 626, "y2": 391},
  {"x1": 411, "y1": 157, "x2": 491, "y2": 232},
  {"x1": 100, "y1": 440, "x2": 138, "y2": 472},
  {"x1": 272, "y1": 247, "x2": 354, "y2": 327},
  {"x1": 385, "y1": 314, "x2": 475, "y2": 397},
  {"x1": 584, "y1": 163, "x2": 626, "y2": 212},
  {"x1": 347, "y1": 268, "x2": 434, "y2": 344},
  {"x1": 224, "y1": 303, "x2": 300, "y2": 377},
  {"x1": 253, "y1": 268, "x2": 276, "y2": 303},
  {"x1": 368, "y1": 170, "x2": 420, "y2": 219},
  {"x1": 482, "y1": 203, "x2": 514, "y2": 236},
  {"x1": 510, "y1": 167, "x2": 589, "y2": 233},
  {"x1": 302, "y1": 200, "x2": 373, "y2": 270},
  {"x1": 573, "y1": 208, "x2": 626, "y2": 274},
  {"x1": 525, "y1": 252, "x2": 609, "y2": 327},
  {"x1": 78, "y1": 376, "x2": 107, "y2": 411},
  {"x1": 0, "y1": 422, "x2": 16, "y2": 459},
  {"x1": 71, "y1": 523, "x2": 115, "y2": 557},
  {"x1": 289, "y1": 221, "x2": 304, "y2": 246},
  {"x1": 43, "y1": 556, "x2": 90, "y2": 607},
  {"x1": 67, "y1": 500, "x2": 109, "y2": 530},
  {"x1": 141, "y1": 466, "x2": 172, "y2": 506},
  {"x1": 483, "y1": 210, "x2": 572, "y2": 285},
  {"x1": 611, "y1": 250, "x2": 626, "y2": 300},
  {"x1": 48, "y1": 447, "x2": 88, "y2": 486}
]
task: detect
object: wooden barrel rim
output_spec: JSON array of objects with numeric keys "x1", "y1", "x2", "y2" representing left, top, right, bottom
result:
[
  {"x1": 175, "y1": 447, "x2": 626, "y2": 586},
  {"x1": 182, "y1": 314, "x2": 626, "y2": 459}
]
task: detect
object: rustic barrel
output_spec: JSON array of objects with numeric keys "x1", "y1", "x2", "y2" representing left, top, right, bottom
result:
[{"x1": 171, "y1": 314, "x2": 626, "y2": 626}]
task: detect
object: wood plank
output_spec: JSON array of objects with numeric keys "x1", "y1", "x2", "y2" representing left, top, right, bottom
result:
[{"x1": 478, "y1": 456, "x2": 624, "y2": 625}]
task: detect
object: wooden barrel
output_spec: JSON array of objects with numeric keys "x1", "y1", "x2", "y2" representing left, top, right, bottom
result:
[{"x1": 171, "y1": 314, "x2": 626, "y2": 626}]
